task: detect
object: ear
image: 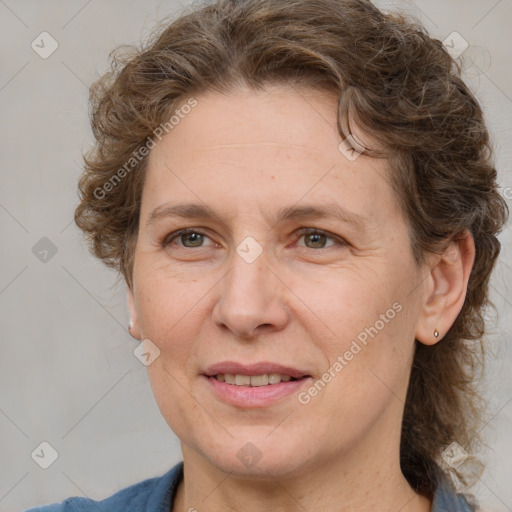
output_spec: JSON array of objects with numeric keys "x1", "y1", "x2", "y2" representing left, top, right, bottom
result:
[
  {"x1": 127, "y1": 284, "x2": 142, "y2": 341},
  {"x1": 415, "y1": 230, "x2": 476, "y2": 345}
]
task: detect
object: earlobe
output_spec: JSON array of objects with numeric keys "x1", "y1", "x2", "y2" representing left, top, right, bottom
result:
[
  {"x1": 415, "y1": 230, "x2": 476, "y2": 346},
  {"x1": 127, "y1": 285, "x2": 142, "y2": 341}
]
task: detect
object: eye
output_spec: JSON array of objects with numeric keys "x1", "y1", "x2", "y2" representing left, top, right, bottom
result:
[
  {"x1": 294, "y1": 228, "x2": 346, "y2": 249},
  {"x1": 163, "y1": 228, "x2": 215, "y2": 248},
  {"x1": 162, "y1": 227, "x2": 346, "y2": 251}
]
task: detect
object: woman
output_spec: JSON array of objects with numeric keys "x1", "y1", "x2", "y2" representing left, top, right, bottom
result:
[{"x1": 28, "y1": 0, "x2": 508, "y2": 510}]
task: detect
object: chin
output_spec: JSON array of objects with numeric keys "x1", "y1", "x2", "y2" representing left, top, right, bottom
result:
[{"x1": 191, "y1": 428, "x2": 319, "y2": 480}]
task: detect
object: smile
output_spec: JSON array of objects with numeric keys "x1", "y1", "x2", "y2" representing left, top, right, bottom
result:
[
  {"x1": 213, "y1": 373, "x2": 297, "y2": 386},
  {"x1": 203, "y1": 374, "x2": 312, "y2": 408}
]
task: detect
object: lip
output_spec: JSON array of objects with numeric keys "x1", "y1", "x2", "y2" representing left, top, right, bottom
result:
[
  {"x1": 203, "y1": 361, "x2": 310, "y2": 379},
  {"x1": 202, "y1": 360, "x2": 313, "y2": 408},
  {"x1": 202, "y1": 375, "x2": 312, "y2": 408}
]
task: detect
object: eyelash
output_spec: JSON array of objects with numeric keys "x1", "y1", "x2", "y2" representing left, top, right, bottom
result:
[{"x1": 163, "y1": 227, "x2": 346, "y2": 250}]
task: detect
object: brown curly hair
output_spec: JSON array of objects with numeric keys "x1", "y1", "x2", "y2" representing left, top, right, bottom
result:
[{"x1": 75, "y1": 0, "x2": 509, "y2": 503}]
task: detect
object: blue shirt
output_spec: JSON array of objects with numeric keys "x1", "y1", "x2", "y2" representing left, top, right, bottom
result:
[{"x1": 26, "y1": 461, "x2": 475, "y2": 512}]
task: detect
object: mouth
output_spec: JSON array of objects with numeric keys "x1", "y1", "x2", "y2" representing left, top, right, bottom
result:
[
  {"x1": 202, "y1": 361, "x2": 312, "y2": 407},
  {"x1": 203, "y1": 361, "x2": 311, "y2": 382},
  {"x1": 209, "y1": 373, "x2": 306, "y2": 386}
]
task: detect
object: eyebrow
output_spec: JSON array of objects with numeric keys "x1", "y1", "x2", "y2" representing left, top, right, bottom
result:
[{"x1": 146, "y1": 202, "x2": 368, "y2": 230}]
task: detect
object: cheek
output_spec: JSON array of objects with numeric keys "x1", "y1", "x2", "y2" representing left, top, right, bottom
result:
[
  {"x1": 308, "y1": 265, "x2": 418, "y2": 412},
  {"x1": 311, "y1": 312, "x2": 415, "y2": 454},
  {"x1": 295, "y1": 262, "x2": 403, "y2": 349},
  {"x1": 146, "y1": 362, "x2": 205, "y2": 443},
  {"x1": 135, "y1": 268, "x2": 206, "y2": 434},
  {"x1": 134, "y1": 257, "x2": 200, "y2": 336}
]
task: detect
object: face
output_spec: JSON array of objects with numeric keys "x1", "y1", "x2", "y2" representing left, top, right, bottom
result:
[{"x1": 128, "y1": 84, "x2": 430, "y2": 479}]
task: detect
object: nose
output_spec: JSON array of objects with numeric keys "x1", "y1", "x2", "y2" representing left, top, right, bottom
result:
[{"x1": 212, "y1": 246, "x2": 290, "y2": 339}]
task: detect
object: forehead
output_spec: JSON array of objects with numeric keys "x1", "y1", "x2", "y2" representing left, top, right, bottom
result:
[
  {"x1": 171, "y1": 84, "x2": 346, "y2": 153},
  {"x1": 142, "y1": 85, "x2": 400, "y2": 230}
]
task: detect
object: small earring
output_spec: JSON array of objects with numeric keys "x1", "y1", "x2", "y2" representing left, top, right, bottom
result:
[{"x1": 434, "y1": 329, "x2": 440, "y2": 338}]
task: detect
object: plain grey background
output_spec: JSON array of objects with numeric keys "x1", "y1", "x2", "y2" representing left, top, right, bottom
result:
[{"x1": 0, "y1": 1, "x2": 511, "y2": 511}]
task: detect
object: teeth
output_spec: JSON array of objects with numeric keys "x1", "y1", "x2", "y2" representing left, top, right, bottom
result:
[
  {"x1": 250, "y1": 374, "x2": 268, "y2": 386},
  {"x1": 214, "y1": 373, "x2": 295, "y2": 386},
  {"x1": 235, "y1": 374, "x2": 251, "y2": 386}
]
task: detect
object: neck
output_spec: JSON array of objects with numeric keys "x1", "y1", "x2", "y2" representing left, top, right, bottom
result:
[{"x1": 173, "y1": 443, "x2": 432, "y2": 512}]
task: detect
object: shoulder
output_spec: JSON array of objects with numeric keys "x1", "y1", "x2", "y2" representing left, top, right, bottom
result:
[
  {"x1": 431, "y1": 478, "x2": 477, "y2": 512},
  {"x1": 25, "y1": 462, "x2": 184, "y2": 512}
]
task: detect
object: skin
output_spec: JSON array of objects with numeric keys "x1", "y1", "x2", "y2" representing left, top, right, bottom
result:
[{"x1": 127, "y1": 83, "x2": 475, "y2": 512}]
